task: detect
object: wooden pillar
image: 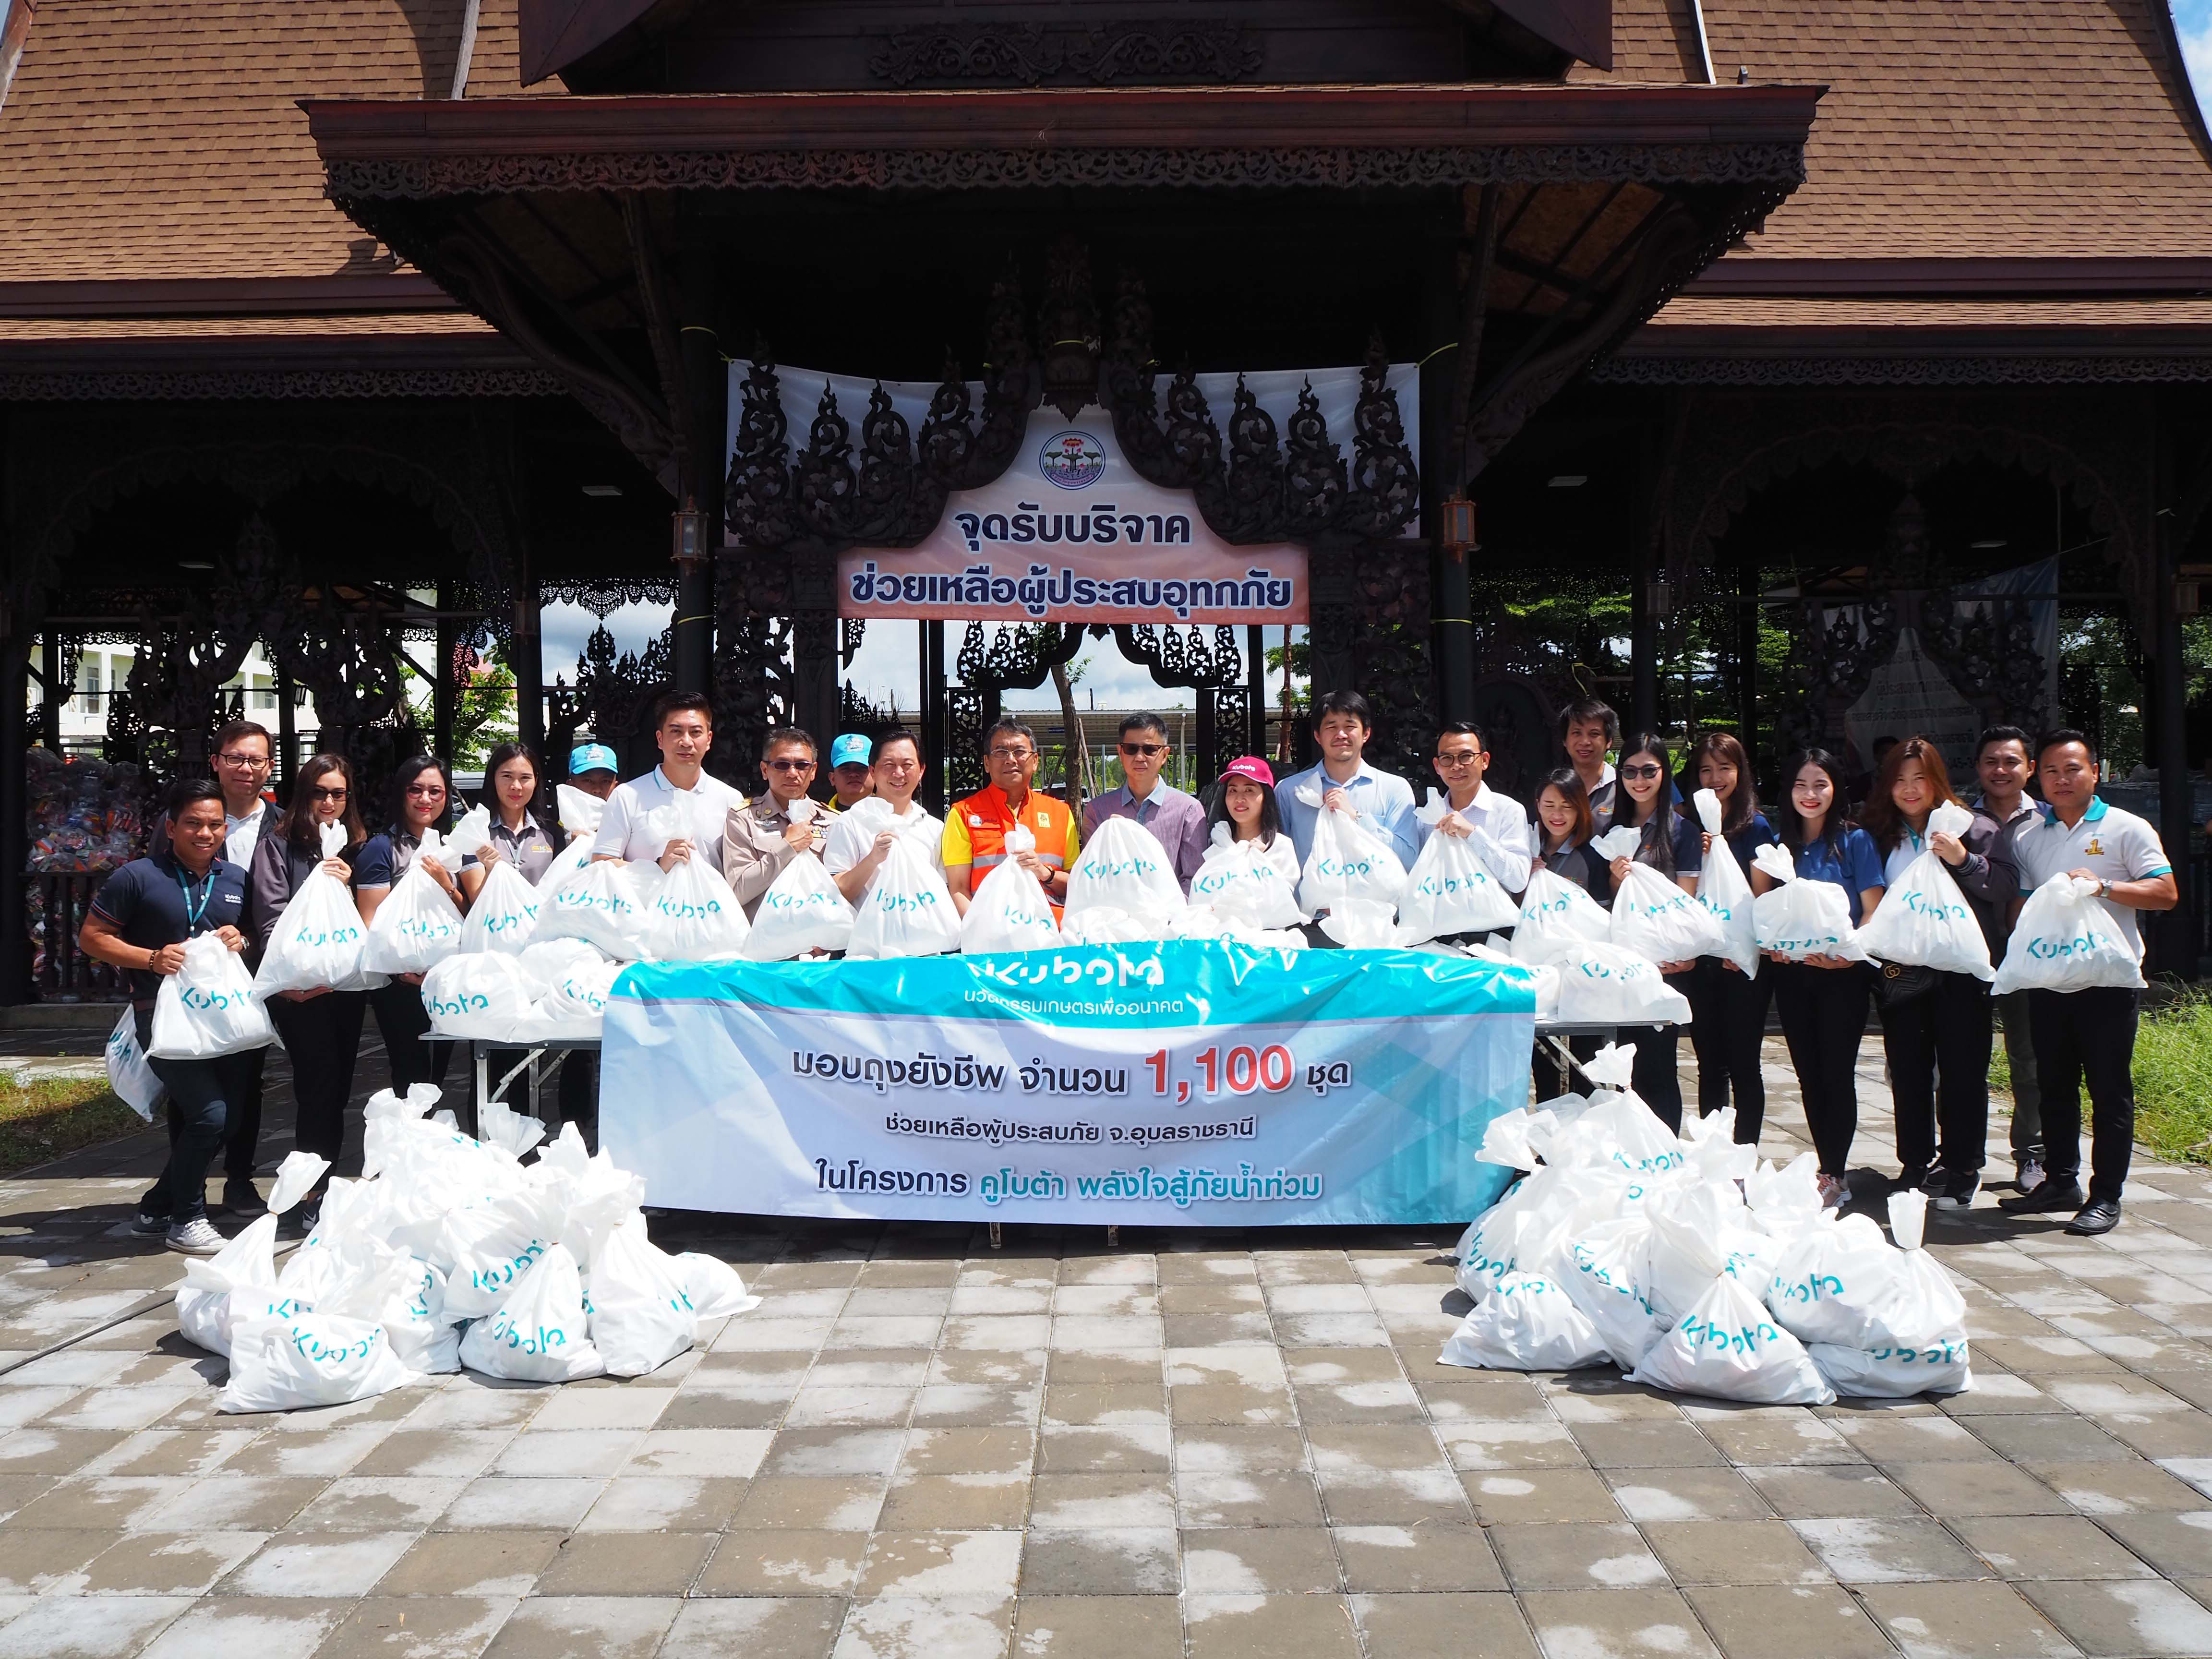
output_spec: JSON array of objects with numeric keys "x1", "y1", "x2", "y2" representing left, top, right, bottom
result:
[
  {"x1": 1422, "y1": 218, "x2": 1473, "y2": 728},
  {"x1": 675, "y1": 252, "x2": 724, "y2": 696},
  {"x1": 0, "y1": 632, "x2": 32, "y2": 1005},
  {"x1": 432, "y1": 580, "x2": 457, "y2": 763},
  {"x1": 920, "y1": 620, "x2": 946, "y2": 815},
  {"x1": 512, "y1": 564, "x2": 544, "y2": 757},
  {"x1": 276, "y1": 664, "x2": 297, "y2": 800},
  {"x1": 1245, "y1": 625, "x2": 1266, "y2": 759},
  {"x1": 2151, "y1": 394, "x2": 2197, "y2": 979},
  {"x1": 1631, "y1": 423, "x2": 1660, "y2": 734},
  {"x1": 1737, "y1": 549, "x2": 1761, "y2": 767},
  {"x1": 38, "y1": 633, "x2": 60, "y2": 752}
]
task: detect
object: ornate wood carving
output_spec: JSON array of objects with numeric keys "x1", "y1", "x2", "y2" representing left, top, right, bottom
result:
[
  {"x1": 712, "y1": 550, "x2": 795, "y2": 782},
  {"x1": 867, "y1": 21, "x2": 1263, "y2": 87},
  {"x1": 538, "y1": 575, "x2": 678, "y2": 617},
  {"x1": 0, "y1": 368, "x2": 567, "y2": 402},
  {"x1": 546, "y1": 622, "x2": 673, "y2": 780}
]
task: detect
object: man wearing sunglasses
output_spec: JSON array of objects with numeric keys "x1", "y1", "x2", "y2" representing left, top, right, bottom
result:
[
  {"x1": 1081, "y1": 714, "x2": 1208, "y2": 892},
  {"x1": 724, "y1": 727, "x2": 830, "y2": 916}
]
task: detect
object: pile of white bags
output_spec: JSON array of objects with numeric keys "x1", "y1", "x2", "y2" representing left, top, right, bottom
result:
[
  {"x1": 1992, "y1": 871, "x2": 2146, "y2": 994},
  {"x1": 177, "y1": 1085, "x2": 762, "y2": 1412},
  {"x1": 1857, "y1": 802, "x2": 1992, "y2": 981},
  {"x1": 1442, "y1": 1070, "x2": 1969, "y2": 1403}
]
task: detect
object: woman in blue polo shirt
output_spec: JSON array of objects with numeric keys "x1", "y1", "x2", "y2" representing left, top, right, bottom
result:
[
  {"x1": 1754, "y1": 748, "x2": 1886, "y2": 1209},
  {"x1": 1600, "y1": 731, "x2": 1704, "y2": 1129},
  {"x1": 355, "y1": 756, "x2": 464, "y2": 1094}
]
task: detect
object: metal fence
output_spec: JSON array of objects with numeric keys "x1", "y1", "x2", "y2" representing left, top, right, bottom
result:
[{"x1": 29, "y1": 871, "x2": 127, "y2": 1001}]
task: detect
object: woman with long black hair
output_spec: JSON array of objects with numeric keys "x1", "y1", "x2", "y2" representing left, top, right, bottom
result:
[
  {"x1": 1529, "y1": 768, "x2": 1608, "y2": 1102},
  {"x1": 1600, "y1": 732, "x2": 1703, "y2": 1128},
  {"x1": 355, "y1": 755, "x2": 462, "y2": 1094},
  {"x1": 1755, "y1": 748, "x2": 1886, "y2": 1209},
  {"x1": 244, "y1": 753, "x2": 368, "y2": 1231},
  {"x1": 1681, "y1": 732, "x2": 1779, "y2": 1144},
  {"x1": 1860, "y1": 734, "x2": 2014, "y2": 1210},
  {"x1": 458, "y1": 742, "x2": 561, "y2": 898}
]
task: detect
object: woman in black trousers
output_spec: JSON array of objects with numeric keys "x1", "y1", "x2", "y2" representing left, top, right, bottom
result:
[
  {"x1": 1754, "y1": 750, "x2": 1887, "y2": 1211},
  {"x1": 355, "y1": 756, "x2": 463, "y2": 1094},
  {"x1": 1861, "y1": 734, "x2": 2015, "y2": 1211},
  {"x1": 1680, "y1": 733, "x2": 1779, "y2": 1144},
  {"x1": 245, "y1": 753, "x2": 369, "y2": 1231},
  {"x1": 1599, "y1": 733, "x2": 1704, "y2": 1130},
  {"x1": 1528, "y1": 769, "x2": 1610, "y2": 1104}
]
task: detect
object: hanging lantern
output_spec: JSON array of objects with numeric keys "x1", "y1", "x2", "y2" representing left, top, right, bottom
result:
[
  {"x1": 1440, "y1": 495, "x2": 1476, "y2": 555},
  {"x1": 671, "y1": 497, "x2": 707, "y2": 565}
]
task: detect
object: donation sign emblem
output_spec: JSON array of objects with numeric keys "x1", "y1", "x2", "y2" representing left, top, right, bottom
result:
[{"x1": 1039, "y1": 431, "x2": 1106, "y2": 491}]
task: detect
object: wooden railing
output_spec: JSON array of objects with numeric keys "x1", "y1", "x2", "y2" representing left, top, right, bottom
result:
[{"x1": 29, "y1": 871, "x2": 127, "y2": 1001}]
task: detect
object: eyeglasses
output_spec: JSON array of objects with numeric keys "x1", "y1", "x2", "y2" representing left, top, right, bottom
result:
[
  {"x1": 309, "y1": 786, "x2": 349, "y2": 802},
  {"x1": 406, "y1": 783, "x2": 446, "y2": 798},
  {"x1": 765, "y1": 759, "x2": 814, "y2": 773},
  {"x1": 988, "y1": 747, "x2": 1034, "y2": 762},
  {"x1": 1435, "y1": 751, "x2": 1483, "y2": 768},
  {"x1": 1118, "y1": 743, "x2": 1167, "y2": 758},
  {"x1": 1620, "y1": 764, "x2": 1664, "y2": 781},
  {"x1": 216, "y1": 751, "x2": 270, "y2": 768}
]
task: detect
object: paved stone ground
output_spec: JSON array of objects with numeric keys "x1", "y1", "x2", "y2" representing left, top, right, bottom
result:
[{"x1": 8, "y1": 1030, "x2": 2212, "y2": 1659}]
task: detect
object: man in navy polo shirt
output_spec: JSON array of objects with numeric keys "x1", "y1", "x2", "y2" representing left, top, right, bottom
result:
[{"x1": 78, "y1": 780, "x2": 253, "y2": 1255}]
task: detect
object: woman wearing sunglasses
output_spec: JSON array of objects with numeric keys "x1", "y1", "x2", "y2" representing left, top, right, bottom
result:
[
  {"x1": 355, "y1": 755, "x2": 462, "y2": 1094},
  {"x1": 244, "y1": 753, "x2": 368, "y2": 1231},
  {"x1": 1599, "y1": 731, "x2": 1703, "y2": 1127}
]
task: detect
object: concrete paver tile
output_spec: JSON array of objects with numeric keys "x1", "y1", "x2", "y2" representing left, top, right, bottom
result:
[
  {"x1": 529, "y1": 1529, "x2": 713, "y2": 1595},
  {"x1": 728, "y1": 1475, "x2": 887, "y2": 1531},
  {"x1": 1738, "y1": 1463, "x2": 1921, "y2": 1518},
  {"x1": 1175, "y1": 1469, "x2": 1325, "y2": 1528},
  {"x1": 1431, "y1": 1418, "x2": 1585, "y2": 1470},
  {"x1": 1791, "y1": 1516, "x2": 1997, "y2": 1582},
  {"x1": 877, "y1": 1470, "x2": 1029, "y2": 1530},
  {"x1": 1171, "y1": 1427, "x2": 1308, "y2": 1472},
  {"x1": 2022, "y1": 1578, "x2": 2212, "y2": 1657},
  {"x1": 2030, "y1": 1460, "x2": 2211, "y2": 1514},
  {"x1": 68, "y1": 1529, "x2": 266, "y2": 1595},
  {"x1": 761, "y1": 1428, "x2": 907, "y2": 1479},
  {"x1": 828, "y1": 1593, "x2": 1012, "y2": 1659},
  {"x1": 857, "y1": 1530, "x2": 1024, "y2": 1599},
  {"x1": 1967, "y1": 1416, "x2": 2133, "y2": 1464},
  {"x1": 138, "y1": 1597, "x2": 350, "y2": 1659},
  {"x1": 1182, "y1": 1592, "x2": 1362, "y2": 1659},
  {"x1": 1330, "y1": 1522, "x2": 1505, "y2": 1592},
  {"x1": 1036, "y1": 1425, "x2": 1169, "y2": 1474},
  {"x1": 2094, "y1": 1511, "x2": 2212, "y2": 1579},
  {"x1": 1953, "y1": 1515, "x2": 2159, "y2": 1579},
  {"x1": 285, "y1": 1477, "x2": 469, "y2": 1532},
  {"x1": 898, "y1": 1428, "x2": 1035, "y2": 1477},
  {"x1": 312, "y1": 1595, "x2": 518, "y2": 1659},
  {"x1": 1462, "y1": 1467, "x2": 1624, "y2": 1524},
  {"x1": 372, "y1": 1529, "x2": 566, "y2": 1597},
  {"x1": 1695, "y1": 1414, "x2": 1862, "y2": 1467},
  {"x1": 477, "y1": 1595, "x2": 680, "y2": 1659},
  {"x1": 1681, "y1": 1584, "x2": 1896, "y2": 1659},
  {"x1": 0, "y1": 1593, "x2": 192, "y2": 1659},
  {"x1": 1490, "y1": 1521, "x2": 1669, "y2": 1590},
  {"x1": 1566, "y1": 1420, "x2": 1726, "y2": 1468},
  {"x1": 695, "y1": 1528, "x2": 868, "y2": 1596},
  {"x1": 1349, "y1": 1592, "x2": 1538, "y2": 1659},
  {"x1": 1643, "y1": 1519, "x2": 1831, "y2": 1585},
  {"x1": 1012, "y1": 1594, "x2": 1181, "y2": 1659},
  {"x1": 435, "y1": 1479, "x2": 603, "y2": 1532},
  {"x1": 659, "y1": 1599, "x2": 844, "y2": 1659},
  {"x1": 1517, "y1": 1588, "x2": 1722, "y2": 1659},
  {"x1": 220, "y1": 1530, "x2": 420, "y2": 1597},
  {"x1": 1018, "y1": 1526, "x2": 1178, "y2": 1595},
  {"x1": 1856, "y1": 1580, "x2": 2081, "y2": 1659},
  {"x1": 1179, "y1": 1528, "x2": 1339, "y2": 1594},
  {"x1": 1028, "y1": 1473, "x2": 1175, "y2": 1528},
  {"x1": 1604, "y1": 1467, "x2": 1776, "y2": 1521},
  {"x1": 1879, "y1": 1458, "x2": 2074, "y2": 1516}
]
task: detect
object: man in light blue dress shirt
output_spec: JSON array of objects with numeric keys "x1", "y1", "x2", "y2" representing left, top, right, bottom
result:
[
  {"x1": 1081, "y1": 714, "x2": 1210, "y2": 892},
  {"x1": 1274, "y1": 690, "x2": 1421, "y2": 871}
]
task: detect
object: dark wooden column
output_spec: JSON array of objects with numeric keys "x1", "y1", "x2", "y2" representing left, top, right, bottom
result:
[
  {"x1": 2151, "y1": 392, "x2": 2197, "y2": 979},
  {"x1": 38, "y1": 633, "x2": 61, "y2": 752},
  {"x1": 0, "y1": 631, "x2": 32, "y2": 1005},
  {"x1": 1737, "y1": 548, "x2": 1762, "y2": 765},
  {"x1": 1246, "y1": 625, "x2": 1267, "y2": 758},
  {"x1": 675, "y1": 252, "x2": 724, "y2": 696},
  {"x1": 276, "y1": 664, "x2": 298, "y2": 799},
  {"x1": 1630, "y1": 421, "x2": 1660, "y2": 734},
  {"x1": 512, "y1": 552, "x2": 545, "y2": 757},
  {"x1": 1423, "y1": 205, "x2": 1474, "y2": 728},
  {"x1": 432, "y1": 579, "x2": 457, "y2": 763},
  {"x1": 791, "y1": 552, "x2": 839, "y2": 754},
  {"x1": 920, "y1": 620, "x2": 946, "y2": 815}
]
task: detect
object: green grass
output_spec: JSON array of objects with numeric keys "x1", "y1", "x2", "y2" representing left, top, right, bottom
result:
[
  {"x1": 0, "y1": 1072, "x2": 144, "y2": 1176},
  {"x1": 2133, "y1": 986, "x2": 2212, "y2": 1165}
]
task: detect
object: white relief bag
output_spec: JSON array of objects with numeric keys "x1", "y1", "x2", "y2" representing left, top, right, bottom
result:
[
  {"x1": 106, "y1": 1008, "x2": 162, "y2": 1122},
  {"x1": 442, "y1": 805, "x2": 494, "y2": 865},
  {"x1": 535, "y1": 833, "x2": 593, "y2": 896},
  {"x1": 456, "y1": 1241, "x2": 606, "y2": 1383},
  {"x1": 516, "y1": 937, "x2": 610, "y2": 998},
  {"x1": 1559, "y1": 1216, "x2": 1666, "y2": 1370},
  {"x1": 1298, "y1": 804, "x2": 1409, "y2": 915},
  {"x1": 542, "y1": 956, "x2": 624, "y2": 1035},
  {"x1": 676, "y1": 1252, "x2": 763, "y2": 1320},
  {"x1": 583, "y1": 1213, "x2": 700, "y2": 1378},
  {"x1": 1691, "y1": 791, "x2": 1760, "y2": 976},
  {"x1": 534, "y1": 857, "x2": 651, "y2": 959},
  {"x1": 556, "y1": 782, "x2": 605, "y2": 842},
  {"x1": 175, "y1": 1212, "x2": 282, "y2": 1357},
  {"x1": 848, "y1": 837, "x2": 962, "y2": 960},
  {"x1": 255, "y1": 823, "x2": 379, "y2": 996},
  {"x1": 1189, "y1": 831, "x2": 1305, "y2": 930},
  {"x1": 439, "y1": 1186, "x2": 565, "y2": 1320},
  {"x1": 1066, "y1": 815, "x2": 1186, "y2": 926},
  {"x1": 742, "y1": 852, "x2": 855, "y2": 960},
  {"x1": 1626, "y1": 1272, "x2": 1835, "y2": 1406},
  {"x1": 420, "y1": 950, "x2": 534, "y2": 1041},
  {"x1": 1439, "y1": 1272, "x2": 1610, "y2": 1371},
  {"x1": 150, "y1": 933, "x2": 276, "y2": 1060},
  {"x1": 1992, "y1": 871, "x2": 2146, "y2": 994},
  {"x1": 961, "y1": 843, "x2": 1063, "y2": 954},
  {"x1": 1547, "y1": 943, "x2": 1693, "y2": 1026},
  {"x1": 1750, "y1": 843, "x2": 1871, "y2": 963},
  {"x1": 219, "y1": 1310, "x2": 418, "y2": 1413},
  {"x1": 1611, "y1": 861, "x2": 1726, "y2": 965},
  {"x1": 640, "y1": 846, "x2": 753, "y2": 962},
  {"x1": 363, "y1": 830, "x2": 465, "y2": 975},
  {"x1": 1857, "y1": 802, "x2": 1992, "y2": 980},
  {"x1": 460, "y1": 859, "x2": 542, "y2": 958},
  {"x1": 1510, "y1": 868, "x2": 1612, "y2": 964},
  {"x1": 1396, "y1": 828, "x2": 1521, "y2": 944}
]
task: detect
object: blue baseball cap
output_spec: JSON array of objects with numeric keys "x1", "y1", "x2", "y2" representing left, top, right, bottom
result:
[
  {"x1": 569, "y1": 742, "x2": 619, "y2": 777},
  {"x1": 830, "y1": 734, "x2": 873, "y2": 769}
]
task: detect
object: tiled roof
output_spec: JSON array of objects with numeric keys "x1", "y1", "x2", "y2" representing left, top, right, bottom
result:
[
  {"x1": 1577, "y1": 0, "x2": 2212, "y2": 260},
  {"x1": 1641, "y1": 298, "x2": 2212, "y2": 330},
  {"x1": 0, "y1": 314, "x2": 505, "y2": 340}
]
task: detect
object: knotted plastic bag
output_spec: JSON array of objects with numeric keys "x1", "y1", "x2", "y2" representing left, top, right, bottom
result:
[
  {"x1": 219, "y1": 1310, "x2": 418, "y2": 1413},
  {"x1": 420, "y1": 951, "x2": 534, "y2": 1041},
  {"x1": 443, "y1": 805, "x2": 494, "y2": 865},
  {"x1": 1298, "y1": 804, "x2": 1408, "y2": 915},
  {"x1": 556, "y1": 783, "x2": 605, "y2": 842},
  {"x1": 742, "y1": 852, "x2": 854, "y2": 960},
  {"x1": 106, "y1": 1008, "x2": 161, "y2": 1122},
  {"x1": 1858, "y1": 802, "x2": 1991, "y2": 980},
  {"x1": 257, "y1": 827, "x2": 380, "y2": 995},
  {"x1": 176, "y1": 1212, "x2": 282, "y2": 1357},
  {"x1": 583, "y1": 1213, "x2": 699, "y2": 1378},
  {"x1": 1319, "y1": 899, "x2": 1399, "y2": 949},
  {"x1": 1510, "y1": 869, "x2": 1612, "y2": 964},
  {"x1": 962, "y1": 850, "x2": 1063, "y2": 954},
  {"x1": 1547, "y1": 943, "x2": 1692, "y2": 1026},
  {"x1": 1808, "y1": 1335, "x2": 1972, "y2": 1399},
  {"x1": 536, "y1": 834, "x2": 593, "y2": 895},
  {"x1": 676, "y1": 1252, "x2": 763, "y2": 1320},
  {"x1": 1396, "y1": 828, "x2": 1520, "y2": 944},
  {"x1": 456, "y1": 1241, "x2": 605, "y2": 1383},
  {"x1": 1611, "y1": 861, "x2": 1726, "y2": 965},
  {"x1": 1992, "y1": 870, "x2": 2145, "y2": 994},
  {"x1": 534, "y1": 857, "x2": 651, "y2": 959},
  {"x1": 1559, "y1": 1216, "x2": 1666, "y2": 1370},
  {"x1": 515, "y1": 937, "x2": 609, "y2": 999},
  {"x1": 1189, "y1": 832, "x2": 1305, "y2": 930},
  {"x1": 363, "y1": 831, "x2": 465, "y2": 975},
  {"x1": 1439, "y1": 1272, "x2": 1610, "y2": 1371},
  {"x1": 848, "y1": 837, "x2": 962, "y2": 960},
  {"x1": 543, "y1": 956, "x2": 623, "y2": 1034},
  {"x1": 150, "y1": 933, "x2": 276, "y2": 1060},
  {"x1": 1691, "y1": 791, "x2": 1760, "y2": 976},
  {"x1": 640, "y1": 846, "x2": 753, "y2": 962},
  {"x1": 1750, "y1": 843, "x2": 1871, "y2": 963},
  {"x1": 460, "y1": 860, "x2": 542, "y2": 958},
  {"x1": 1066, "y1": 815, "x2": 1186, "y2": 926},
  {"x1": 1626, "y1": 1272, "x2": 1835, "y2": 1406},
  {"x1": 440, "y1": 1186, "x2": 564, "y2": 1320}
]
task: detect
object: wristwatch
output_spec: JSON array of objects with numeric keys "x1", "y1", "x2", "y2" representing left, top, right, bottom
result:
[{"x1": 2096, "y1": 878, "x2": 2111, "y2": 900}]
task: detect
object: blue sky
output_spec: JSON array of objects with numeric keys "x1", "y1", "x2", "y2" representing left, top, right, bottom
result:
[{"x1": 2182, "y1": 0, "x2": 2212, "y2": 122}]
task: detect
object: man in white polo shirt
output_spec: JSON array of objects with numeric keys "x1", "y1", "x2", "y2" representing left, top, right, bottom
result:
[
  {"x1": 591, "y1": 691, "x2": 745, "y2": 873},
  {"x1": 1998, "y1": 728, "x2": 2176, "y2": 1236}
]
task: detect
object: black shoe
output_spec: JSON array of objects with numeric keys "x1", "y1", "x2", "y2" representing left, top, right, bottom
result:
[
  {"x1": 2065, "y1": 1200, "x2": 2122, "y2": 1236},
  {"x1": 280, "y1": 1202, "x2": 319, "y2": 1239},
  {"x1": 1895, "y1": 1165, "x2": 1929, "y2": 1195},
  {"x1": 130, "y1": 1209, "x2": 169, "y2": 1236},
  {"x1": 1930, "y1": 1168, "x2": 1981, "y2": 1212},
  {"x1": 1999, "y1": 1178, "x2": 2088, "y2": 1215},
  {"x1": 217, "y1": 1180, "x2": 266, "y2": 1218}
]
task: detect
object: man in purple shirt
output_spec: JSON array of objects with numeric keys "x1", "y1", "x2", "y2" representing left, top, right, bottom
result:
[{"x1": 1082, "y1": 713, "x2": 1210, "y2": 892}]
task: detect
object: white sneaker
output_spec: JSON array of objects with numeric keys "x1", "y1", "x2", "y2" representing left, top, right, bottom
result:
[
  {"x1": 1817, "y1": 1173, "x2": 1850, "y2": 1210},
  {"x1": 164, "y1": 1216, "x2": 225, "y2": 1256},
  {"x1": 2017, "y1": 1158, "x2": 2045, "y2": 1193}
]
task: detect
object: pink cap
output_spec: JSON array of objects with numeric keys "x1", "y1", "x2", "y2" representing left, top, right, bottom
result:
[{"x1": 1219, "y1": 756, "x2": 1276, "y2": 788}]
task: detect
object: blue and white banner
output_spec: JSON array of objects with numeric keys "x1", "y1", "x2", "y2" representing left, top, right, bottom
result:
[{"x1": 600, "y1": 939, "x2": 1533, "y2": 1227}]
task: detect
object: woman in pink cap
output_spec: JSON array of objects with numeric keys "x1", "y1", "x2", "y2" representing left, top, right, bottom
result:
[{"x1": 1203, "y1": 757, "x2": 1301, "y2": 884}]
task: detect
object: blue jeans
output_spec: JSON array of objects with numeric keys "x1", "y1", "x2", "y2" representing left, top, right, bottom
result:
[{"x1": 141, "y1": 1050, "x2": 262, "y2": 1222}]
